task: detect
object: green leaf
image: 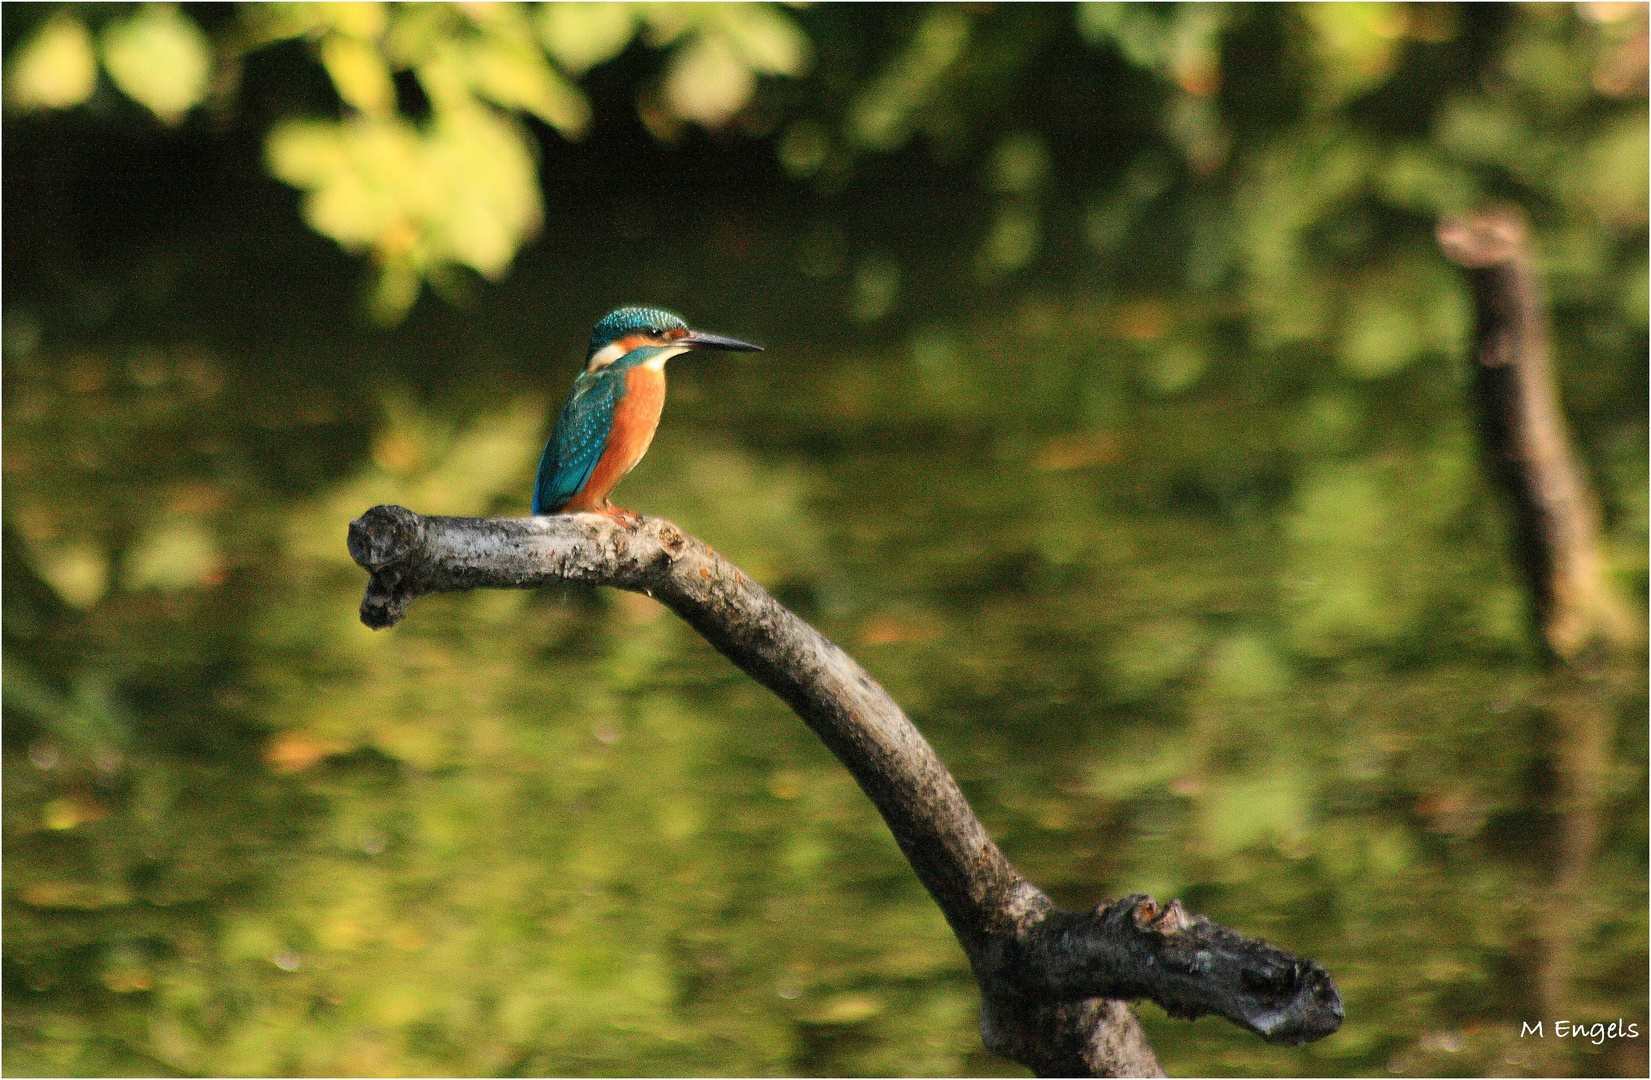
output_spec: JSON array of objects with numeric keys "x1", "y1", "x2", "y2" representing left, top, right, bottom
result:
[
  {"x1": 987, "y1": 133, "x2": 1050, "y2": 195},
  {"x1": 122, "y1": 517, "x2": 223, "y2": 592},
  {"x1": 1568, "y1": 113, "x2": 1650, "y2": 229},
  {"x1": 846, "y1": 8, "x2": 970, "y2": 152},
  {"x1": 1338, "y1": 289, "x2": 1425, "y2": 379},
  {"x1": 1075, "y1": 3, "x2": 1170, "y2": 68},
  {"x1": 1299, "y1": 2, "x2": 1406, "y2": 104},
  {"x1": 977, "y1": 205, "x2": 1041, "y2": 276}
]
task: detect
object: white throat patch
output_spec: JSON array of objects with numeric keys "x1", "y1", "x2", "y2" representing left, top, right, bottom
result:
[
  {"x1": 643, "y1": 345, "x2": 689, "y2": 370},
  {"x1": 586, "y1": 341, "x2": 689, "y2": 372}
]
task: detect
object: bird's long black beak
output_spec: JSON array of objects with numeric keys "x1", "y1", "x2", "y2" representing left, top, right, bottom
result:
[{"x1": 683, "y1": 329, "x2": 763, "y2": 352}]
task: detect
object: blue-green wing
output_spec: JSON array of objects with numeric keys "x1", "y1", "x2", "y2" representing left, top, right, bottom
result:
[{"x1": 533, "y1": 370, "x2": 623, "y2": 513}]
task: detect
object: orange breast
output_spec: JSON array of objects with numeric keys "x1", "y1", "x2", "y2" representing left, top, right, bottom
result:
[{"x1": 566, "y1": 365, "x2": 666, "y2": 510}]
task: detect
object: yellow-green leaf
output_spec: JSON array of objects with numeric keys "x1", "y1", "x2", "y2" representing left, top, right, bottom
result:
[
  {"x1": 714, "y1": 4, "x2": 811, "y2": 76},
  {"x1": 25, "y1": 540, "x2": 110, "y2": 610},
  {"x1": 123, "y1": 518, "x2": 223, "y2": 592},
  {"x1": 98, "y1": 4, "x2": 212, "y2": 124},
  {"x1": 662, "y1": 32, "x2": 753, "y2": 127},
  {"x1": 369, "y1": 263, "x2": 423, "y2": 326},
  {"x1": 463, "y1": 34, "x2": 591, "y2": 137},
  {"x1": 267, "y1": 117, "x2": 423, "y2": 250},
  {"x1": 320, "y1": 32, "x2": 396, "y2": 117},
  {"x1": 425, "y1": 109, "x2": 543, "y2": 276},
  {"x1": 5, "y1": 13, "x2": 98, "y2": 112},
  {"x1": 318, "y1": 0, "x2": 389, "y2": 42},
  {"x1": 265, "y1": 109, "x2": 543, "y2": 322},
  {"x1": 537, "y1": 1, "x2": 638, "y2": 74},
  {"x1": 265, "y1": 120, "x2": 349, "y2": 187}
]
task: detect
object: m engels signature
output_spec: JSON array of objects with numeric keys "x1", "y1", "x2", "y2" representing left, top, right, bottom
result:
[{"x1": 1520, "y1": 1020, "x2": 1639, "y2": 1045}]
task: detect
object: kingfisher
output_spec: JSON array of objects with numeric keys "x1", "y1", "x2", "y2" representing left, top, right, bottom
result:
[{"x1": 532, "y1": 307, "x2": 762, "y2": 524}]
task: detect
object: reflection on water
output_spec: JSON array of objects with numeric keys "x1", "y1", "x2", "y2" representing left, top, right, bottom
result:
[{"x1": 3, "y1": 268, "x2": 1646, "y2": 1077}]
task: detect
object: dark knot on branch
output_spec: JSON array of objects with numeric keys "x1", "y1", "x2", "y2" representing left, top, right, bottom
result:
[
  {"x1": 349, "y1": 505, "x2": 426, "y2": 628},
  {"x1": 347, "y1": 503, "x2": 423, "y2": 572}
]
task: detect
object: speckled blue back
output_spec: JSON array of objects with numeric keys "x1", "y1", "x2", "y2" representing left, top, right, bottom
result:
[{"x1": 533, "y1": 367, "x2": 622, "y2": 513}]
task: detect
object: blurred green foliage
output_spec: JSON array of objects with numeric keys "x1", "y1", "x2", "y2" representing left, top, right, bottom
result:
[
  {"x1": 4, "y1": 2, "x2": 1647, "y2": 1078},
  {"x1": 9, "y1": 3, "x2": 1641, "y2": 334},
  {"x1": 8, "y1": 1, "x2": 814, "y2": 321}
]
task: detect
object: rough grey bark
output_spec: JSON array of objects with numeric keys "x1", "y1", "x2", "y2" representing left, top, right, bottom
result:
[
  {"x1": 348, "y1": 505, "x2": 1343, "y2": 1077},
  {"x1": 1437, "y1": 206, "x2": 1633, "y2": 661}
]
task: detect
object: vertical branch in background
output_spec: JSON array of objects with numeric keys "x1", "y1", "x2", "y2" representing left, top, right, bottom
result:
[
  {"x1": 1437, "y1": 206, "x2": 1634, "y2": 1030},
  {"x1": 1436, "y1": 206, "x2": 1633, "y2": 663}
]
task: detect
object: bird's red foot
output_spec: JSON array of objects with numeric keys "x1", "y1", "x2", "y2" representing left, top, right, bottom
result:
[{"x1": 601, "y1": 504, "x2": 643, "y2": 528}]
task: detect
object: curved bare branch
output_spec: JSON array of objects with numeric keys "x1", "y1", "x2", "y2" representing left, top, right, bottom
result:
[{"x1": 348, "y1": 505, "x2": 1343, "y2": 1077}]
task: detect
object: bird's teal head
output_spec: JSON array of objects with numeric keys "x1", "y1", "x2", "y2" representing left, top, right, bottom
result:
[{"x1": 584, "y1": 306, "x2": 762, "y2": 372}]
